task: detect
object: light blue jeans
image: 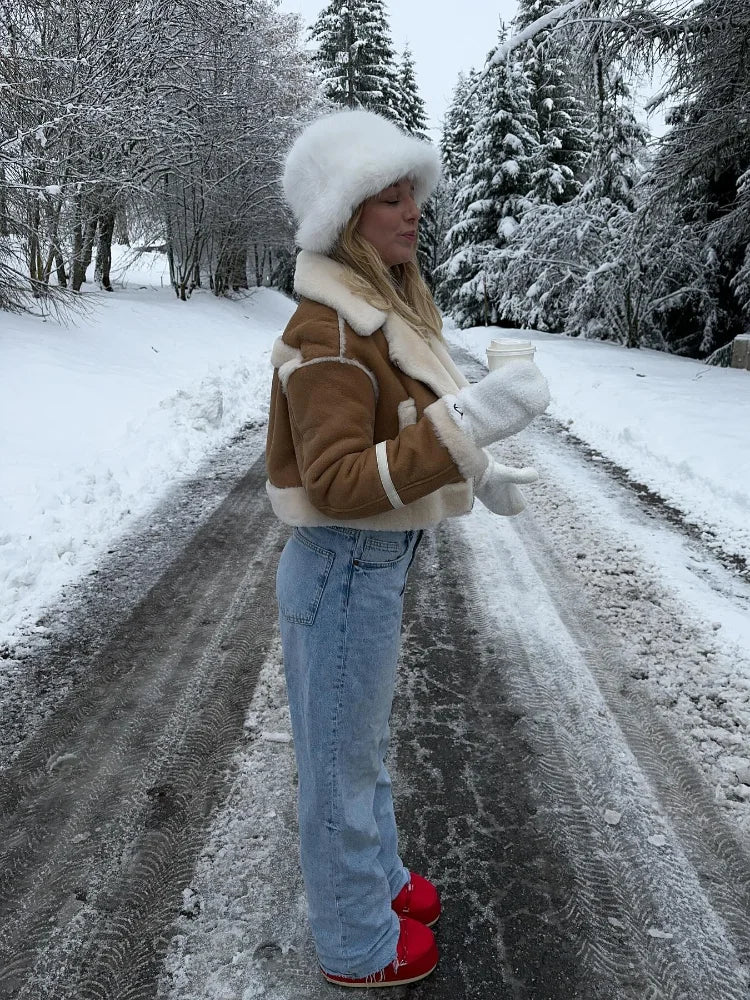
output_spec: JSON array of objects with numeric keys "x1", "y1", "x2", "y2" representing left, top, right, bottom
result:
[{"x1": 276, "y1": 524, "x2": 423, "y2": 977}]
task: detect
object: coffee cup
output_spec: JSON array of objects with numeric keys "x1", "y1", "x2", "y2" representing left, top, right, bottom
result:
[{"x1": 486, "y1": 337, "x2": 536, "y2": 370}]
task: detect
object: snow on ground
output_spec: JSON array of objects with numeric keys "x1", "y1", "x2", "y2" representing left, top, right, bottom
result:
[
  {"x1": 0, "y1": 248, "x2": 296, "y2": 647},
  {"x1": 448, "y1": 322, "x2": 750, "y2": 569},
  {"x1": 158, "y1": 638, "x2": 312, "y2": 1000},
  {"x1": 515, "y1": 423, "x2": 750, "y2": 833}
]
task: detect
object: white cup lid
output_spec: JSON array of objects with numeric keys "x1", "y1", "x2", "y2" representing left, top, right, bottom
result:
[{"x1": 488, "y1": 338, "x2": 534, "y2": 352}]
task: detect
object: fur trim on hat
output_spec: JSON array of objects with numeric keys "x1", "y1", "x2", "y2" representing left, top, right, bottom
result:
[{"x1": 282, "y1": 109, "x2": 441, "y2": 254}]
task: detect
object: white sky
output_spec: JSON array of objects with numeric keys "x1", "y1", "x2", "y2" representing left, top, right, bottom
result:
[{"x1": 277, "y1": 0, "x2": 520, "y2": 140}]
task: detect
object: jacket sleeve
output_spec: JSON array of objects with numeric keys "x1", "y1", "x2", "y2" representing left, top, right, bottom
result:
[{"x1": 285, "y1": 358, "x2": 468, "y2": 519}]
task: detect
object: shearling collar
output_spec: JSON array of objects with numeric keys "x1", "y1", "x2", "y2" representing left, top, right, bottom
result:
[
  {"x1": 293, "y1": 251, "x2": 469, "y2": 398},
  {"x1": 294, "y1": 251, "x2": 386, "y2": 336}
]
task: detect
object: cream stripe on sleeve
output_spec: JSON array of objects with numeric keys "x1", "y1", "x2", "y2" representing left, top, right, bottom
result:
[{"x1": 375, "y1": 441, "x2": 405, "y2": 510}]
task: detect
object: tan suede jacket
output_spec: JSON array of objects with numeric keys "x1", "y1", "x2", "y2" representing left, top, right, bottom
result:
[{"x1": 265, "y1": 251, "x2": 490, "y2": 530}]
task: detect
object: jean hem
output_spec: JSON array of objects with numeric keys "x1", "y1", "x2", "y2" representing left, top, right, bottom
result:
[
  {"x1": 318, "y1": 920, "x2": 400, "y2": 980},
  {"x1": 388, "y1": 866, "x2": 410, "y2": 901}
]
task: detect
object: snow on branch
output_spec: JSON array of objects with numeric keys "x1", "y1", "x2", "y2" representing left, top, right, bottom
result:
[
  {"x1": 468, "y1": 0, "x2": 585, "y2": 97},
  {"x1": 490, "y1": 0, "x2": 585, "y2": 65}
]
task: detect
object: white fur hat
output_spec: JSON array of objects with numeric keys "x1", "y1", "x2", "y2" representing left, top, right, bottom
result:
[{"x1": 282, "y1": 109, "x2": 441, "y2": 254}]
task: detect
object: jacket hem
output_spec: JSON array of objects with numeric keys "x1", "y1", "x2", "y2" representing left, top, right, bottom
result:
[{"x1": 266, "y1": 480, "x2": 473, "y2": 530}]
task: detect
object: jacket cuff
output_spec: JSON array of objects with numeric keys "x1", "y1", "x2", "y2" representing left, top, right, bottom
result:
[{"x1": 425, "y1": 398, "x2": 489, "y2": 482}]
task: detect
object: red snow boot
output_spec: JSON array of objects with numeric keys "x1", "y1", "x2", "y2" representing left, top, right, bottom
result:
[
  {"x1": 391, "y1": 872, "x2": 441, "y2": 927},
  {"x1": 321, "y1": 915, "x2": 439, "y2": 988}
]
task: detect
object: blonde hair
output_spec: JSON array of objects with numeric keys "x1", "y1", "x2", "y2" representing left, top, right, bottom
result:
[{"x1": 330, "y1": 204, "x2": 443, "y2": 342}]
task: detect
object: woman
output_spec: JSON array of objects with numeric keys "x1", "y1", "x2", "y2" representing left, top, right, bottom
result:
[{"x1": 266, "y1": 109, "x2": 549, "y2": 987}]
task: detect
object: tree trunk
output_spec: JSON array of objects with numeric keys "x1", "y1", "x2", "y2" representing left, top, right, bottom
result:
[
  {"x1": 115, "y1": 205, "x2": 130, "y2": 245},
  {"x1": 71, "y1": 194, "x2": 86, "y2": 292},
  {"x1": 230, "y1": 247, "x2": 248, "y2": 291},
  {"x1": 42, "y1": 245, "x2": 56, "y2": 285},
  {"x1": 55, "y1": 248, "x2": 67, "y2": 288},
  {"x1": 42, "y1": 201, "x2": 66, "y2": 287},
  {"x1": 28, "y1": 202, "x2": 43, "y2": 296},
  {"x1": 95, "y1": 207, "x2": 116, "y2": 291},
  {"x1": 28, "y1": 233, "x2": 42, "y2": 295},
  {"x1": 346, "y1": 17, "x2": 356, "y2": 107},
  {"x1": 0, "y1": 164, "x2": 8, "y2": 237},
  {"x1": 164, "y1": 174, "x2": 178, "y2": 295},
  {"x1": 81, "y1": 216, "x2": 97, "y2": 278},
  {"x1": 213, "y1": 251, "x2": 228, "y2": 297}
]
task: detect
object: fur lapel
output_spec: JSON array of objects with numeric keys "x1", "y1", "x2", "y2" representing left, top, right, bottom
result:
[
  {"x1": 382, "y1": 311, "x2": 463, "y2": 397},
  {"x1": 294, "y1": 250, "x2": 465, "y2": 398},
  {"x1": 294, "y1": 251, "x2": 386, "y2": 335}
]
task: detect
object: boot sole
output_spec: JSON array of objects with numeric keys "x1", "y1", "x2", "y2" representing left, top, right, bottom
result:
[{"x1": 322, "y1": 958, "x2": 438, "y2": 988}]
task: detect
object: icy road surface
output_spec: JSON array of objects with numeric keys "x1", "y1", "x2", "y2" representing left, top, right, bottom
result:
[{"x1": 2, "y1": 354, "x2": 750, "y2": 999}]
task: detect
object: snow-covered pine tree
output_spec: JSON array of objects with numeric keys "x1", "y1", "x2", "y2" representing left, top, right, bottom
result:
[
  {"x1": 493, "y1": 7, "x2": 648, "y2": 340},
  {"x1": 440, "y1": 70, "x2": 480, "y2": 186},
  {"x1": 433, "y1": 72, "x2": 475, "y2": 310},
  {"x1": 731, "y1": 168, "x2": 750, "y2": 329},
  {"x1": 432, "y1": 72, "x2": 480, "y2": 308},
  {"x1": 495, "y1": 84, "x2": 646, "y2": 338},
  {"x1": 514, "y1": 0, "x2": 591, "y2": 204},
  {"x1": 472, "y1": 0, "x2": 749, "y2": 356},
  {"x1": 437, "y1": 36, "x2": 539, "y2": 328},
  {"x1": 397, "y1": 43, "x2": 428, "y2": 139},
  {"x1": 417, "y1": 177, "x2": 453, "y2": 294},
  {"x1": 646, "y1": 0, "x2": 750, "y2": 356},
  {"x1": 309, "y1": 0, "x2": 403, "y2": 124},
  {"x1": 579, "y1": 69, "x2": 646, "y2": 211}
]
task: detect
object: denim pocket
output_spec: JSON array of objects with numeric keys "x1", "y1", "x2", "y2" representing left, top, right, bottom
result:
[
  {"x1": 358, "y1": 531, "x2": 412, "y2": 568},
  {"x1": 277, "y1": 529, "x2": 335, "y2": 625}
]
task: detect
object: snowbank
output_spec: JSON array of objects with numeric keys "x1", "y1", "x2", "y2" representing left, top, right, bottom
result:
[
  {"x1": 1, "y1": 249, "x2": 295, "y2": 645},
  {"x1": 448, "y1": 323, "x2": 750, "y2": 569}
]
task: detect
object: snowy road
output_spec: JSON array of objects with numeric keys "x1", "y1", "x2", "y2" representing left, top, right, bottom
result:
[
  {"x1": 0, "y1": 429, "x2": 287, "y2": 999},
  {"x1": 3, "y1": 358, "x2": 750, "y2": 997}
]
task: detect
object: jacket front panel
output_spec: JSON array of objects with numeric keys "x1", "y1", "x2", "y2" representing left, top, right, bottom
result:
[{"x1": 265, "y1": 253, "x2": 489, "y2": 530}]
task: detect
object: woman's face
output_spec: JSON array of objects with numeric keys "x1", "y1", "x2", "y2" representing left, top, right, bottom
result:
[{"x1": 357, "y1": 178, "x2": 420, "y2": 268}]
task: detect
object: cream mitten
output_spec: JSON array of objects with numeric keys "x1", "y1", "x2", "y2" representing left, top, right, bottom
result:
[
  {"x1": 475, "y1": 455, "x2": 540, "y2": 516},
  {"x1": 442, "y1": 361, "x2": 550, "y2": 448}
]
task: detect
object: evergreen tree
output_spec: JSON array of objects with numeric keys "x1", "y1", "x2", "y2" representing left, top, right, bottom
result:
[
  {"x1": 580, "y1": 69, "x2": 646, "y2": 210},
  {"x1": 309, "y1": 0, "x2": 403, "y2": 124},
  {"x1": 495, "y1": 70, "x2": 646, "y2": 340},
  {"x1": 514, "y1": 0, "x2": 592, "y2": 204},
  {"x1": 486, "y1": 14, "x2": 646, "y2": 339},
  {"x1": 435, "y1": 0, "x2": 750, "y2": 356},
  {"x1": 418, "y1": 179, "x2": 453, "y2": 294},
  {"x1": 440, "y1": 70, "x2": 480, "y2": 185},
  {"x1": 646, "y1": 0, "x2": 750, "y2": 355},
  {"x1": 437, "y1": 38, "x2": 539, "y2": 327},
  {"x1": 435, "y1": 71, "x2": 481, "y2": 310},
  {"x1": 397, "y1": 43, "x2": 428, "y2": 139}
]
